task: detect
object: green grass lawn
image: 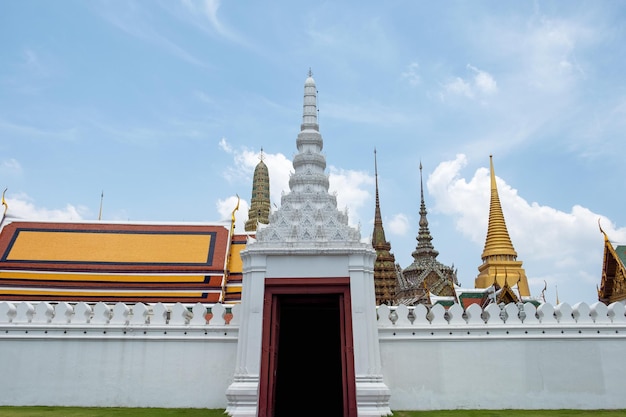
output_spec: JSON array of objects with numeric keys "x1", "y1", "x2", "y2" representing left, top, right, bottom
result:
[
  {"x1": 0, "y1": 408, "x2": 223, "y2": 417},
  {"x1": 394, "y1": 411, "x2": 626, "y2": 417},
  {"x1": 2, "y1": 408, "x2": 626, "y2": 417}
]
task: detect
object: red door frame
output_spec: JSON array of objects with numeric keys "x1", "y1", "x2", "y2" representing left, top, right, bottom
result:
[{"x1": 257, "y1": 277, "x2": 357, "y2": 417}]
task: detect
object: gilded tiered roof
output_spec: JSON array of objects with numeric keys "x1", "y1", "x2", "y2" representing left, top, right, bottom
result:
[
  {"x1": 598, "y1": 224, "x2": 626, "y2": 304},
  {"x1": 371, "y1": 150, "x2": 399, "y2": 305},
  {"x1": 399, "y1": 163, "x2": 458, "y2": 305},
  {"x1": 245, "y1": 150, "x2": 270, "y2": 232},
  {"x1": 474, "y1": 156, "x2": 530, "y2": 297}
]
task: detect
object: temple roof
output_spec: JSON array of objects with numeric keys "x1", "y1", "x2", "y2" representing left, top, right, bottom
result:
[
  {"x1": 615, "y1": 246, "x2": 626, "y2": 266},
  {"x1": 0, "y1": 220, "x2": 245, "y2": 304},
  {"x1": 598, "y1": 225, "x2": 626, "y2": 304}
]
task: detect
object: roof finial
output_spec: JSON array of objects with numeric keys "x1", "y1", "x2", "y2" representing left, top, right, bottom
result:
[
  {"x1": 419, "y1": 161, "x2": 424, "y2": 202},
  {"x1": 259, "y1": 147, "x2": 265, "y2": 162},
  {"x1": 373, "y1": 148, "x2": 382, "y2": 233},
  {"x1": 412, "y1": 160, "x2": 437, "y2": 259},
  {"x1": 301, "y1": 69, "x2": 319, "y2": 131},
  {"x1": 372, "y1": 148, "x2": 387, "y2": 246},
  {"x1": 1, "y1": 188, "x2": 8, "y2": 228},
  {"x1": 555, "y1": 284, "x2": 560, "y2": 305},
  {"x1": 374, "y1": 148, "x2": 378, "y2": 180},
  {"x1": 98, "y1": 190, "x2": 104, "y2": 221},
  {"x1": 598, "y1": 218, "x2": 609, "y2": 242},
  {"x1": 1, "y1": 188, "x2": 8, "y2": 218},
  {"x1": 230, "y1": 194, "x2": 240, "y2": 235}
]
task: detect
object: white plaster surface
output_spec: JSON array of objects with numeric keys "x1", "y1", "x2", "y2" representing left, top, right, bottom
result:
[
  {"x1": 0, "y1": 302, "x2": 237, "y2": 408},
  {"x1": 378, "y1": 302, "x2": 626, "y2": 410},
  {"x1": 3, "y1": 301, "x2": 626, "y2": 411}
]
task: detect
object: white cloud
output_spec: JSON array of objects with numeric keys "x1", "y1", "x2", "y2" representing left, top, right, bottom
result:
[
  {"x1": 177, "y1": 0, "x2": 247, "y2": 45},
  {"x1": 427, "y1": 154, "x2": 626, "y2": 302},
  {"x1": 524, "y1": 17, "x2": 588, "y2": 90},
  {"x1": 479, "y1": 14, "x2": 592, "y2": 94},
  {"x1": 388, "y1": 213, "x2": 410, "y2": 236},
  {"x1": 264, "y1": 153, "x2": 293, "y2": 206},
  {"x1": 0, "y1": 118, "x2": 80, "y2": 142},
  {"x1": 468, "y1": 64, "x2": 497, "y2": 95},
  {"x1": 401, "y1": 62, "x2": 420, "y2": 87},
  {"x1": 98, "y1": 3, "x2": 211, "y2": 69},
  {"x1": 329, "y1": 166, "x2": 374, "y2": 228},
  {"x1": 194, "y1": 90, "x2": 215, "y2": 105},
  {"x1": 443, "y1": 77, "x2": 473, "y2": 98},
  {"x1": 1, "y1": 158, "x2": 23, "y2": 176},
  {"x1": 218, "y1": 137, "x2": 233, "y2": 153},
  {"x1": 21, "y1": 48, "x2": 49, "y2": 78},
  {"x1": 2, "y1": 193, "x2": 88, "y2": 222},
  {"x1": 440, "y1": 65, "x2": 497, "y2": 100},
  {"x1": 324, "y1": 100, "x2": 411, "y2": 126}
]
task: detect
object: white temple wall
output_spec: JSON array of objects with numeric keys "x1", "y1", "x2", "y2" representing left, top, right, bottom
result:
[
  {"x1": 378, "y1": 302, "x2": 626, "y2": 410},
  {"x1": 0, "y1": 302, "x2": 238, "y2": 408},
  {"x1": 3, "y1": 300, "x2": 626, "y2": 410}
]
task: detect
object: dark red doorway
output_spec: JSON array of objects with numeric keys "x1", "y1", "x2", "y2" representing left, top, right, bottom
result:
[{"x1": 258, "y1": 278, "x2": 357, "y2": 417}]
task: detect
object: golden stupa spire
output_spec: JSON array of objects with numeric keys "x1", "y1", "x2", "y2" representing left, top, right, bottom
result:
[
  {"x1": 475, "y1": 156, "x2": 530, "y2": 297},
  {"x1": 481, "y1": 155, "x2": 517, "y2": 259}
]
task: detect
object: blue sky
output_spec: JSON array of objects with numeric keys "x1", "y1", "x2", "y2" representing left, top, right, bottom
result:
[{"x1": 2, "y1": 1, "x2": 626, "y2": 305}]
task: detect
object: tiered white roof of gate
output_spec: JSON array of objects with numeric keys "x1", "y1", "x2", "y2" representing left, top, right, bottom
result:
[{"x1": 254, "y1": 71, "x2": 364, "y2": 247}]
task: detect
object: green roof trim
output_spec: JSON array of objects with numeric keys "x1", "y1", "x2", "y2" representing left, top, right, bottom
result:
[{"x1": 615, "y1": 245, "x2": 626, "y2": 268}]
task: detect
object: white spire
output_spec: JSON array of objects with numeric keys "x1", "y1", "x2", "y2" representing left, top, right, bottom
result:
[
  {"x1": 254, "y1": 71, "x2": 363, "y2": 246},
  {"x1": 301, "y1": 69, "x2": 319, "y2": 131}
]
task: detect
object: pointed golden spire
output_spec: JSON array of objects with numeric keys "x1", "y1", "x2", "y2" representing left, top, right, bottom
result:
[
  {"x1": 481, "y1": 155, "x2": 517, "y2": 259},
  {"x1": 475, "y1": 156, "x2": 531, "y2": 297}
]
